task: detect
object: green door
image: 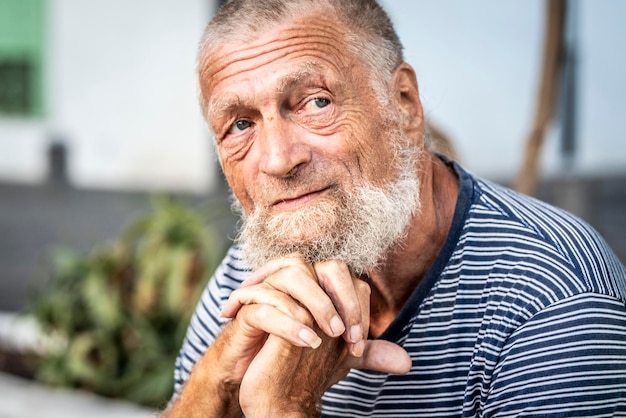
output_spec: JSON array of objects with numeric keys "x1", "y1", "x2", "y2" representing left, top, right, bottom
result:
[{"x1": 0, "y1": 0, "x2": 44, "y2": 117}]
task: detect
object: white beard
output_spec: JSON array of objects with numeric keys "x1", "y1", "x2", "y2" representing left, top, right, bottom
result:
[{"x1": 232, "y1": 129, "x2": 422, "y2": 276}]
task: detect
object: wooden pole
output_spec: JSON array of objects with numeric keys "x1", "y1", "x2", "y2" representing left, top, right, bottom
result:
[{"x1": 514, "y1": 0, "x2": 566, "y2": 195}]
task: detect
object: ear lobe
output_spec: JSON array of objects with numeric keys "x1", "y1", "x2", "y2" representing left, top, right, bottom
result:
[{"x1": 392, "y1": 63, "x2": 423, "y2": 132}]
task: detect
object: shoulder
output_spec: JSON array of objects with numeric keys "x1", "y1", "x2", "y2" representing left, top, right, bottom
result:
[
  {"x1": 457, "y1": 168, "x2": 626, "y2": 305},
  {"x1": 483, "y1": 291, "x2": 626, "y2": 416}
]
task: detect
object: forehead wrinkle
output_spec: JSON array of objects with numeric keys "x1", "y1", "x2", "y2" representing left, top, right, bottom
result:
[
  {"x1": 274, "y1": 61, "x2": 323, "y2": 95},
  {"x1": 207, "y1": 21, "x2": 349, "y2": 89},
  {"x1": 201, "y1": 18, "x2": 355, "y2": 110},
  {"x1": 206, "y1": 58, "x2": 347, "y2": 123}
]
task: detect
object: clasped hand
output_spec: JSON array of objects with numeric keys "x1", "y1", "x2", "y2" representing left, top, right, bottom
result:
[{"x1": 219, "y1": 256, "x2": 412, "y2": 417}]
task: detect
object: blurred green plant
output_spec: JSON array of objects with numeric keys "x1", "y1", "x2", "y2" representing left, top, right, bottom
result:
[{"x1": 29, "y1": 196, "x2": 230, "y2": 408}]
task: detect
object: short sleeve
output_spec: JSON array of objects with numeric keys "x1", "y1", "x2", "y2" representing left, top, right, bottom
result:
[{"x1": 484, "y1": 292, "x2": 626, "y2": 417}]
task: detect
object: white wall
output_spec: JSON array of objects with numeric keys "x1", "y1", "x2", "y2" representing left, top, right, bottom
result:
[
  {"x1": 382, "y1": 0, "x2": 626, "y2": 180},
  {"x1": 0, "y1": 0, "x2": 217, "y2": 193},
  {"x1": 2, "y1": 0, "x2": 625, "y2": 189}
]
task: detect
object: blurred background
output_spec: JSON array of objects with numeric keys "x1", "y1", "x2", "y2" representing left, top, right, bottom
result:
[{"x1": 0, "y1": 0, "x2": 624, "y2": 415}]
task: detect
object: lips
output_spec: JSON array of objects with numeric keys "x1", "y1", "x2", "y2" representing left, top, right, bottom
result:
[{"x1": 270, "y1": 186, "x2": 331, "y2": 211}]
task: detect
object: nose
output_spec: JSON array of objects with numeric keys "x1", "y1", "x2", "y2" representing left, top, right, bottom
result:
[{"x1": 257, "y1": 116, "x2": 311, "y2": 178}]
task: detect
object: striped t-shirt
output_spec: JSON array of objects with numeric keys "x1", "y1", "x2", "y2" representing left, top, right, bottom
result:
[{"x1": 174, "y1": 161, "x2": 626, "y2": 417}]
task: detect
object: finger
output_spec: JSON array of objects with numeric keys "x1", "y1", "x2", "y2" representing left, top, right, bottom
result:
[
  {"x1": 223, "y1": 275, "x2": 344, "y2": 348},
  {"x1": 223, "y1": 256, "x2": 315, "y2": 318},
  {"x1": 239, "y1": 255, "x2": 310, "y2": 288},
  {"x1": 236, "y1": 304, "x2": 322, "y2": 349},
  {"x1": 314, "y1": 261, "x2": 364, "y2": 344},
  {"x1": 264, "y1": 267, "x2": 345, "y2": 338},
  {"x1": 345, "y1": 340, "x2": 412, "y2": 375},
  {"x1": 225, "y1": 259, "x2": 347, "y2": 339},
  {"x1": 347, "y1": 279, "x2": 371, "y2": 357},
  {"x1": 221, "y1": 256, "x2": 314, "y2": 318},
  {"x1": 220, "y1": 283, "x2": 308, "y2": 319}
]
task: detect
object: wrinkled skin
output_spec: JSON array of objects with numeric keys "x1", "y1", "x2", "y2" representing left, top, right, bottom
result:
[{"x1": 163, "y1": 7, "x2": 459, "y2": 418}]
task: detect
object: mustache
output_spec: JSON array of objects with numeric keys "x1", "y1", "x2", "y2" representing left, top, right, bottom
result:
[{"x1": 253, "y1": 170, "x2": 343, "y2": 210}]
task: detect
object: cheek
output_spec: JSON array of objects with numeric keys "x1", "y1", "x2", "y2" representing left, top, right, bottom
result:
[
  {"x1": 222, "y1": 159, "x2": 255, "y2": 213},
  {"x1": 340, "y1": 110, "x2": 394, "y2": 183}
]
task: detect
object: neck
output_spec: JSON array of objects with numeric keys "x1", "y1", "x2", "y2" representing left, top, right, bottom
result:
[{"x1": 366, "y1": 153, "x2": 458, "y2": 338}]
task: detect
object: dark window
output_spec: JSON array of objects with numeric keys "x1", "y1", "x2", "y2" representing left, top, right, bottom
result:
[{"x1": 0, "y1": 59, "x2": 32, "y2": 115}]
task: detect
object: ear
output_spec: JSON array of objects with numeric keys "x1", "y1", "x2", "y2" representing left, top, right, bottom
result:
[{"x1": 391, "y1": 63, "x2": 423, "y2": 136}]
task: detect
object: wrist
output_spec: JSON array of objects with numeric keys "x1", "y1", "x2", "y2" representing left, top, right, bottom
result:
[
  {"x1": 245, "y1": 409, "x2": 320, "y2": 418},
  {"x1": 165, "y1": 344, "x2": 242, "y2": 418},
  {"x1": 243, "y1": 398, "x2": 320, "y2": 418}
]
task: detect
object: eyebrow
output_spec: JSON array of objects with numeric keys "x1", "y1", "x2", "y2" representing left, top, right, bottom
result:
[
  {"x1": 275, "y1": 61, "x2": 323, "y2": 95},
  {"x1": 206, "y1": 96, "x2": 246, "y2": 124}
]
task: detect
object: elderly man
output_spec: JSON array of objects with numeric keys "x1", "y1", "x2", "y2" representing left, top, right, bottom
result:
[{"x1": 164, "y1": 0, "x2": 626, "y2": 416}]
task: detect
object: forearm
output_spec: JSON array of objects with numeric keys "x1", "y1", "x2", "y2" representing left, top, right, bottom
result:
[
  {"x1": 239, "y1": 332, "x2": 344, "y2": 418},
  {"x1": 241, "y1": 385, "x2": 321, "y2": 418},
  {"x1": 242, "y1": 401, "x2": 320, "y2": 418},
  {"x1": 162, "y1": 324, "x2": 246, "y2": 418},
  {"x1": 162, "y1": 372, "x2": 240, "y2": 418}
]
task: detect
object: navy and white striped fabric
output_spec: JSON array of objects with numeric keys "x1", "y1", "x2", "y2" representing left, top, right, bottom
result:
[{"x1": 174, "y1": 161, "x2": 626, "y2": 417}]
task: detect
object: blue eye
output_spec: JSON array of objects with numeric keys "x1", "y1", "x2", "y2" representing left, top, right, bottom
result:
[
  {"x1": 311, "y1": 97, "x2": 330, "y2": 108},
  {"x1": 229, "y1": 119, "x2": 252, "y2": 134}
]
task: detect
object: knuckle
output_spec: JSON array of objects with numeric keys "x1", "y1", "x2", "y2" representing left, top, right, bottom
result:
[
  {"x1": 253, "y1": 304, "x2": 273, "y2": 322},
  {"x1": 268, "y1": 265, "x2": 311, "y2": 288},
  {"x1": 355, "y1": 279, "x2": 371, "y2": 296},
  {"x1": 291, "y1": 305, "x2": 314, "y2": 326},
  {"x1": 314, "y1": 261, "x2": 337, "y2": 284},
  {"x1": 229, "y1": 287, "x2": 243, "y2": 300}
]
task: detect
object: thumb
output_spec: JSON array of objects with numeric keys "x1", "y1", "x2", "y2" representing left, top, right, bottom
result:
[{"x1": 349, "y1": 340, "x2": 412, "y2": 374}]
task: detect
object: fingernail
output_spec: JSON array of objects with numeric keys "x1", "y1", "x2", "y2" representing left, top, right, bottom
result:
[
  {"x1": 349, "y1": 325, "x2": 362, "y2": 343},
  {"x1": 351, "y1": 339, "x2": 365, "y2": 357},
  {"x1": 330, "y1": 315, "x2": 345, "y2": 336},
  {"x1": 299, "y1": 328, "x2": 322, "y2": 349}
]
